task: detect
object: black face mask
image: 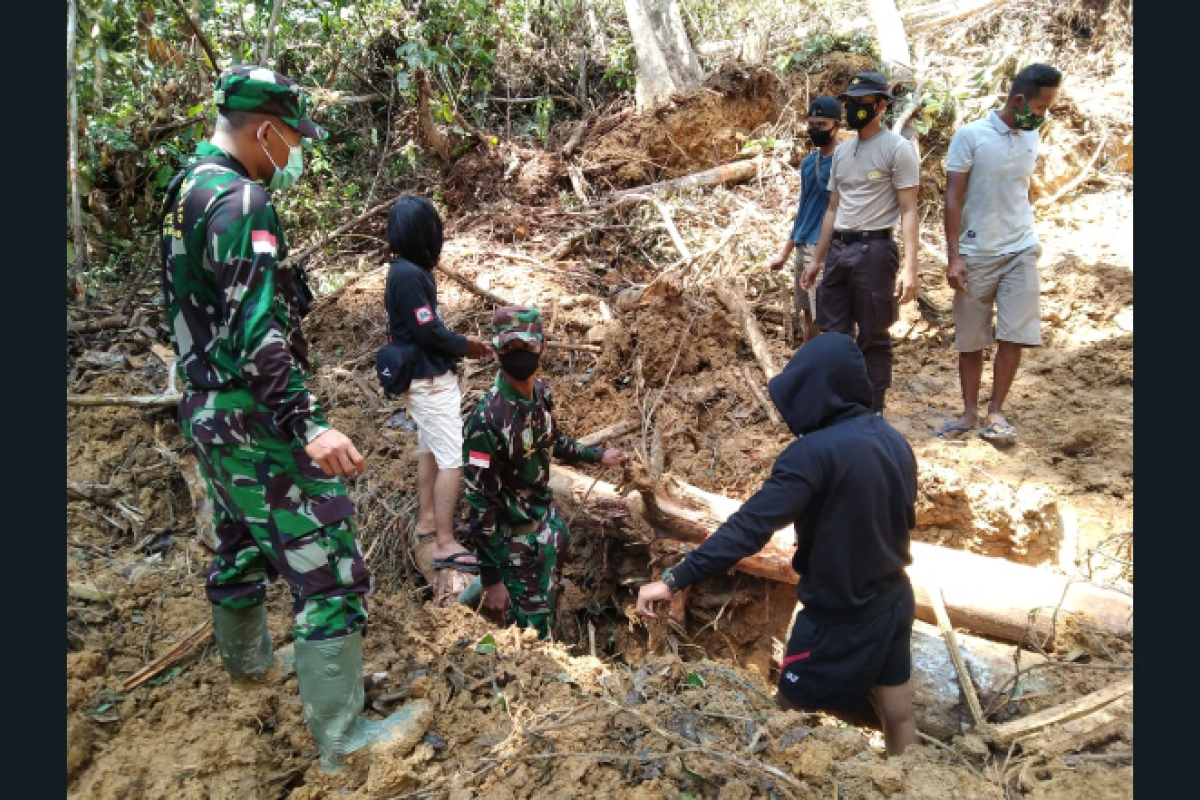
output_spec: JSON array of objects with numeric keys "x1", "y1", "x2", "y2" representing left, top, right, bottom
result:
[
  {"x1": 845, "y1": 100, "x2": 880, "y2": 131},
  {"x1": 499, "y1": 349, "x2": 541, "y2": 381},
  {"x1": 807, "y1": 128, "x2": 835, "y2": 147}
]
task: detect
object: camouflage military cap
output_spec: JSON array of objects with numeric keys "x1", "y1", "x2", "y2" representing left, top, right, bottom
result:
[
  {"x1": 492, "y1": 305, "x2": 544, "y2": 349},
  {"x1": 213, "y1": 65, "x2": 327, "y2": 140}
]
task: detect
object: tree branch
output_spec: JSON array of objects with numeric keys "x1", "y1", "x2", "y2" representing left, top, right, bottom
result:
[{"x1": 169, "y1": 0, "x2": 219, "y2": 71}]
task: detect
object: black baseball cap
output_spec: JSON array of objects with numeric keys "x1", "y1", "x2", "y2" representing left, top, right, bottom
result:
[
  {"x1": 839, "y1": 71, "x2": 894, "y2": 100},
  {"x1": 807, "y1": 96, "x2": 843, "y2": 119}
]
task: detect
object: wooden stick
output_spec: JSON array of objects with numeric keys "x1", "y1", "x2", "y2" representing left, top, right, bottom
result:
[
  {"x1": 67, "y1": 393, "x2": 180, "y2": 409},
  {"x1": 738, "y1": 364, "x2": 782, "y2": 425},
  {"x1": 122, "y1": 619, "x2": 214, "y2": 692},
  {"x1": 928, "y1": 582, "x2": 987, "y2": 729},
  {"x1": 67, "y1": 481, "x2": 122, "y2": 502},
  {"x1": 578, "y1": 419, "x2": 639, "y2": 447},
  {"x1": 67, "y1": 315, "x2": 128, "y2": 334},
  {"x1": 621, "y1": 193, "x2": 692, "y2": 260},
  {"x1": 1029, "y1": 693, "x2": 1133, "y2": 757},
  {"x1": 546, "y1": 341, "x2": 602, "y2": 354},
  {"x1": 715, "y1": 280, "x2": 780, "y2": 380},
  {"x1": 280, "y1": 195, "x2": 397, "y2": 268},
  {"x1": 435, "y1": 262, "x2": 513, "y2": 306},
  {"x1": 990, "y1": 675, "x2": 1133, "y2": 746}
]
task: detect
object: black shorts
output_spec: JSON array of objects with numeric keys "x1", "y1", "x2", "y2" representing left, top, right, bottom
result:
[{"x1": 777, "y1": 578, "x2": 915, "y2": 713}]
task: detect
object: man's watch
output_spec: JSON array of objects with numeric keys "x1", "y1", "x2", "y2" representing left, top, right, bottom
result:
[{"x1": 661, "y1": 566, "x2": 680, "y2": 594}]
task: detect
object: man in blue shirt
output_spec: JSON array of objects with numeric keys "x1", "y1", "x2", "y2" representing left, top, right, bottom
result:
[{"x1": 770, "y1": 96, "x2": 843, "y2": 345}]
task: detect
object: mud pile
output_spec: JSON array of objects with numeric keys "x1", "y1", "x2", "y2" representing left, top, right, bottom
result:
[{"x1": 579, "y1": 64, "x2": 786, "y2": 189}]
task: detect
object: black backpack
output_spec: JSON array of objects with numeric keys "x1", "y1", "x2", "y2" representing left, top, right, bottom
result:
[
  {"x1": 374, "y1": 341, "x2": 418, "y2": 397},
  {"x1": 159, "y1": 155, "x2": 314, "y2": 317}
]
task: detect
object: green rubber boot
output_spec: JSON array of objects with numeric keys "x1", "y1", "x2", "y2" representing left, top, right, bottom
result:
[
  {"x1": 211, "y1": 604, "x2": 274, "y2": 683},
  {"x1": 294, "y1": 630, "x2": 433, "y2": 773},
  {"x1": 211, "y1": 605, "x2": 296, "y2": 684},
  {"x1": 457, "y1": 576, "x2": 483, "y2": 607}
]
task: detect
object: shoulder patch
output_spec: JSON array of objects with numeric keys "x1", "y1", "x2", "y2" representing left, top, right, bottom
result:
[
  {"x1": 468, "y1": 450, "x2": 491, "y2": 468},
  {"x1": 251, "y1": 230, "x2": 277, "y2": 255},
  {"x1": 414, "y1": 305, "x2": 434, "y2": 324}
]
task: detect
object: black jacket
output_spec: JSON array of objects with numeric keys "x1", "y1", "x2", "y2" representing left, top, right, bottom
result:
[
  {"x1": 670, "y1": 333, "x2": 917, "y2": 621},
  {"x1": 385, "y1": 257, "x2": 467, "y2": 380}
]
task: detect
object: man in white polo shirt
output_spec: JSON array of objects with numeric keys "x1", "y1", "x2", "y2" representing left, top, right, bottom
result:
[
  {"x1": 937, "y1": 64, "x2": 1062, "y2": 442},
  {"x1": 801, "y1": 71, "x2": 921, "y2": 417}
]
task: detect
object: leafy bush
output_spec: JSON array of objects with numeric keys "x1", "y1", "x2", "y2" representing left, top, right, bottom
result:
[{"x1": 775, "y1": 30, "x2": 879, "y2": 73}]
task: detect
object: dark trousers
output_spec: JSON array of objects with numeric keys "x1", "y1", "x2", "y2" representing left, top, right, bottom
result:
[{"x1": 814, "y1": 239, "x2": 900, "y2": 392}]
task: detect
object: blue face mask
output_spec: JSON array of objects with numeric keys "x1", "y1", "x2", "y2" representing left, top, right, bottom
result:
[{"x1": 260, "y1": 122, "x2": 304, "y2": 191}]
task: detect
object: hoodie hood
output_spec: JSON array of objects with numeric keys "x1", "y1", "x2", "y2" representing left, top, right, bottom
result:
[{"x1": 767, "y1": 333, "x2": 873, "y2": 436}]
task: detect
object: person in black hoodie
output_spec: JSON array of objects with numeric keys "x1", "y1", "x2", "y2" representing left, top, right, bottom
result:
[
  {"x1": 385, "y1": 197, "x2": 493, "y2": 582},
  {"x1": 636, "y1": 333, "x2": 919, "y2": 755}
]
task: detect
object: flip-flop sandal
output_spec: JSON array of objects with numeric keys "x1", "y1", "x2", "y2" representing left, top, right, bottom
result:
[
  {"x1": 978, "y1": 421, "x2": 1018, "y2": 442},
  {"x1": 934, "y1": 420, "x2": 974, "y2": 440},
  {"x1": 431, "y1": 551, "x2": 480, "y2": 573}
]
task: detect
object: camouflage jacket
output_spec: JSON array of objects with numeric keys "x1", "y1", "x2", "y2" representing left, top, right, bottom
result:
[
  {"x1": 463, "y1": 374, "x2": 602, "y2": 586},
  {"x1": 160, "y1": 141, "x2": 329, "y2": 444}
]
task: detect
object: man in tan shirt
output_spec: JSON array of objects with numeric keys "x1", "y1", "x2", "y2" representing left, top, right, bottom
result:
[{"x1": 801, "y1": 71, "x2": 921, "y2": 416}]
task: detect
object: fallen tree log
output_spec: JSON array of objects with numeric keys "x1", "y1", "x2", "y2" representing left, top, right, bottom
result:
[
  {"x1": 989, "y1": 675, "x2": 1133, "y2": 747},
  {"x1": 67, "y1": 315, "x2": 128, "y2": 334},
  {"x1": 609, "y1": 157, "x2": 774, "y2": 200},
  {"x1": 715, "y1": 280, "x2": 780, "y2": 380},
  {"x1": 1020, "y1": 691, "x2": 1133, "y2": 757},
  {"x1": 578, "y1": 419, "x2": 639, "y2": 447},
  {"x1": 908, "y1": 620, "x2": 1054, "y2": 740},
  {"x1": 67, "y1": 392, "x2": 181, "y2": 409},
  {"x1": 549, "y1": 466, "x2": 1132, "y2": 646}
]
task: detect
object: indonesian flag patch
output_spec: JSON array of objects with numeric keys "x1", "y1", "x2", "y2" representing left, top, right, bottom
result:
[
  {"x1": 414, "y1": 305, "x2": 434, "y2": 325},
  {"x1": 468, "y1": 450, "x2": 491, "y2": 468},
  {"x1": 251, "y1": 230, "x2": 277, "y2": 255}
]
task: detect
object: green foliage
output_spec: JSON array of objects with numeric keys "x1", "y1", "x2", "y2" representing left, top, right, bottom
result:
[
  {"x1": 601, "y1": 37, "x2": 638, "y2": 93},
  {"x1": 775, "y1": 30, "x2": 879, "y2": 73},
  {"x1": 533, "y1": 94, "x2": 555, "y2": 144}
]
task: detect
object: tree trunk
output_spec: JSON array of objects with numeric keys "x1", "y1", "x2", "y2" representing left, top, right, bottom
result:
[
  {"x1": 67, "y1": 0, "x2": 87, "y2": 296},
  {"x1": 416, "y1": 69, "x2": 452, "y2": 164},
  {"x1": 549, "y1": 466, "x2": 1133, "y2": 646},
  {"x1": 260, "y1": 0, "x2": 284, "y2": 67},
  {"x1": 622, "y1": 0, "x2": 703, "y2": 111},
  {"x1": 866, "y1": 0, "x2": 914, "y2": 80}
]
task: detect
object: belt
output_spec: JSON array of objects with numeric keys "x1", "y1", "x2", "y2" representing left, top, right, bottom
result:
[
  {"x1": 509, "y1": 520, "x2": 541, "y2": 536},
  {"x1": 833, "y1": 228, "x2": 892, "y2": 243}
]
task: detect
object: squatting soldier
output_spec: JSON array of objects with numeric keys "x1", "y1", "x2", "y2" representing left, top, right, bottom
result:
[
  {"x1": 461, "y1": 306, "x2": 628, "y2": 638},
  {"x1": 160, "y1": 66, "x2": 427, "y2": 772}
]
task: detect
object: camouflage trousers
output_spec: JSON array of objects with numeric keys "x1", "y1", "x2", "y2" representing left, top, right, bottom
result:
[
  {"x1": 181, "y1": 388, "x2": 372, "y2": 641},
  {"x1": 498, "y1": 507, "x2": 569, "y2": 639}
]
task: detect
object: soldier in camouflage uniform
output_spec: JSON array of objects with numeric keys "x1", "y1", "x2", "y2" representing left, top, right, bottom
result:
[
  {"x1": 161, "y1": 66, "x2": 428, "y2": 773},
  {"x1": 462, "y1": 306, "x2": 629, "y2": 638}
]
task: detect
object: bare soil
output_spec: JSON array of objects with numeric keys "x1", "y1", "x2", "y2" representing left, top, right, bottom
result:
[{"x1": 66, "y1": 50, "x2": 1133, "y2": 800}]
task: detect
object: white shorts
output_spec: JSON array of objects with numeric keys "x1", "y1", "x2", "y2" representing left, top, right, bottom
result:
[{"x1": 404, "y1": 371, "x2": 463, "y2": 469}]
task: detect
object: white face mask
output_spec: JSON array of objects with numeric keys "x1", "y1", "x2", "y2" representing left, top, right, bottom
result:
[{"x1": 259, "y1": 122, "x2": 304, "y2": 191}]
